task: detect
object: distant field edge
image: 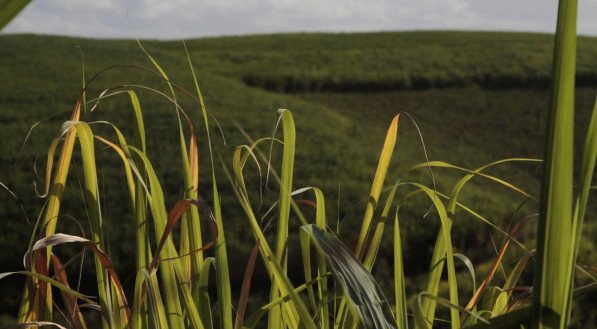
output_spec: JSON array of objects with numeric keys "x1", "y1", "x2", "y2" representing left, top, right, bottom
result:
[
  {"x1": 241, "y1": 72, "x2": 597, "y2": 93},
  {"x1": 2, "y1": 30, "x2": 597, "y2": 93}
]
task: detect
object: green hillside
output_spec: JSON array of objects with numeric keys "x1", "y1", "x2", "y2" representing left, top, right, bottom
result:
[{"x1": 1, "y1": 31, "x2": 596, "y2": 324}]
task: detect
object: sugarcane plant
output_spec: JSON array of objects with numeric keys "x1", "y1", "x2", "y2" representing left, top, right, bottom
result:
[{"x1": 1, "y1": 0, "x2": 596, "y2": 328}]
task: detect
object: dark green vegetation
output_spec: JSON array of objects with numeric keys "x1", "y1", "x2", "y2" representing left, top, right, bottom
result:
[{"x1": 1, "y1": 31, "x2": 596, "y2": 326}]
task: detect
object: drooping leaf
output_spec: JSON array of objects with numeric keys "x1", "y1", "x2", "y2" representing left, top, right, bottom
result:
[
  {"x1": 29, "y1": 233, "x2": 131, "y2": 328},
  {"x1": 302, "y1": 224, "x2": 397, "y2": 329}
]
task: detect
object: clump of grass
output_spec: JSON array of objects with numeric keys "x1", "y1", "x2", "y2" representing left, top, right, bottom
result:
[{"x1": 1, "y1": 0, "x2": 596, "y2": 328}]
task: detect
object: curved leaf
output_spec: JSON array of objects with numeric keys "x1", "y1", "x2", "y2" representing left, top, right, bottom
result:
[{"x1": 301, "y1": 224, "x2": 397, "y2": 329}]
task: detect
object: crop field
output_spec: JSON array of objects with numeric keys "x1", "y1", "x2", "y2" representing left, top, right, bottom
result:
[{"x1": 1, "y1": 30, "x2": 596, "y2": 328}]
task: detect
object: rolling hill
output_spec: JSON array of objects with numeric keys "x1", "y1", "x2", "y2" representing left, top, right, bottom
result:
[{"x1": 1, "y1": 31, "x2": 596, "y2": 325}]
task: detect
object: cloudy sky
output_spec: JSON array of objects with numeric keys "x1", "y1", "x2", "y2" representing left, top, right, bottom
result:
[{"x1": 3, "y1": 0, "x2": 597, "y2": 39}]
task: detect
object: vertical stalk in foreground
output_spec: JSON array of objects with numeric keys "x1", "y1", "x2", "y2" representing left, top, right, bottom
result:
[
  {"x1": 184, "y1": 41, "x2": 233, "y2": 328},
  {"x1": 268, "y1": 109, "x2": 296, "y2": 328},
  {"x1": 532, "y1": 0, "x2": 577, "y2": 328},
  {"x1": 354, "y1": 115, "x2": 399, "y2": 259},
  {"x1": 334, "y1": 115, "x2": 399, "y2": 329}
]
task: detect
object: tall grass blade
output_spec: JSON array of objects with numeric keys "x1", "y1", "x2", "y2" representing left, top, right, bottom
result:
[
  {"x1": 406, "y1": 183, "x2": 458, "y2": 329},
  {"x1": 269, "y1": 109, "x2": 296, "y2": 328},
  {"x1": 336, "y1": 114, "x2": 399, "y2": 329},
  {"x1": 88, "y1": 92, "x2": 152, "y2": 328},
  {"x1": 313, "y1": 188, "x2": 329, "y2": 329},
  {"x1": 563, "y1": 96, "x2": 597, "y2": 322},
  {"x1": 355, "y1": 114, "x2": 399, "y2": 259},
  {"x1": 137, "y1": 40, "x2": 197, "y2": 328},
  {"x1": 72, "y1": 122, "x2": 116, "y2": 327},
  {"x1": 226, "y1": 148, "x2": 301, "y2": 328},
  {"x1": 128, "y1": 147, "x2": 204, "y2": 329},
  {"x1": 532, "y1": 0, "x2": 577, "y2": 328},
  {"x1": 297, "y1": 187, "x2": 328, "y2": 327},
  {"x1": 268, "y1": 255, "x2": 318, "y2": 329},
  {"x1": 393, "y1": 209, "x2": 408, "y2": 329},
  {"x1": 300, "y1": 223, "x2": 317, "y2": 316},
  {"x1": 198, "y1": 258, "x2": 215, "y2": 329},
  {"x1": 184, "y1": 41, "x2": 233, "y2": 329},
  {"x1": 137, "y1": 269, "x2": 169, "y2": 329},
  {"x1": 363, "y1": 183, "x2": 398, "y2": 271}
]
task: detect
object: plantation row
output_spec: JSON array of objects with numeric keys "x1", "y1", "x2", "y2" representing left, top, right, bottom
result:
[
  {"x1": 3, "y1": 32, "x2": 597, "y2": 99},
  {"x1": 242, "y1": 71, "x2": 597, "y2": 92},
  {"x1": 214, "y1": 32, "x2": 597, "y2": 92}
]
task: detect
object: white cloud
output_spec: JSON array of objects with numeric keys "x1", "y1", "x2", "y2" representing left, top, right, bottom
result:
[{"x1": 2, "y1": 0, "x2": 596, "y2": 39}]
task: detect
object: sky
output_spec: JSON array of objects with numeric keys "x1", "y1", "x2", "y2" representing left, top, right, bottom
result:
[{"x1": 3, "y1": 0, "x2": 597, "y2": 39}]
